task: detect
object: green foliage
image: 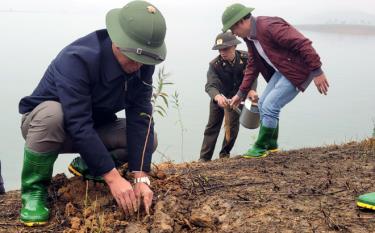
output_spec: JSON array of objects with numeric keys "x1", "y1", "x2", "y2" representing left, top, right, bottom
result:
[
  {"x1": 138, "y1": 66, "x2": 175, "y2": 173},
  {"x1": 139, "y1": 66, "x2": 186, "y2": 166},
  {"x1": 171, "y1": 91, "x2": 180, "y2": 109},
  {"x1": 152, "y1": 66, "x2": 173, "y2": 118}
]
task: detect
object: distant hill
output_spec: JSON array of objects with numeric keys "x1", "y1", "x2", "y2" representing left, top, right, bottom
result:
[
  {"x1": 296, "y1": 24, "x2": 375, "y2": 35},
  {"x1": 298, "y1": 10, "x2": 375, "y2": 25},
  {"x1": 293, "y1": 10, "x2": 375, "y2": 35}
]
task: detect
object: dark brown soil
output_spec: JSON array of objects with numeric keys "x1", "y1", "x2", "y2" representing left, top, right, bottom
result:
[{"x1": 1, "y1": 138, "x2": 374, "y2": 233}]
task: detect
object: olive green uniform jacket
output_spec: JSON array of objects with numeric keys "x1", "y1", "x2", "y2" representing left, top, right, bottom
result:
[{"x1": 205, "y1": 50, "x2": 257, "y2": 100}]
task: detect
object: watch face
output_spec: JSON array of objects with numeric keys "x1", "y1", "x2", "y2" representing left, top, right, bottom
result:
[{"x1": 134, "y1": 177, "x2": 151, "y2": 186}]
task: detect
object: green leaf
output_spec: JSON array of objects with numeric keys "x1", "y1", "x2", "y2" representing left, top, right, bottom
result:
[
  {"x1": 155, "y1": 110, "x2": 164, "y2": 117},
  {"x1": 140, "y1": 112, "x2": 151, "y2": 118},
  {"x1": 155, "y1": 105, "x2": 167, "y2": 115},
  {"x1": 161, "y1": 95, "x2": 169, "y2": 107}
]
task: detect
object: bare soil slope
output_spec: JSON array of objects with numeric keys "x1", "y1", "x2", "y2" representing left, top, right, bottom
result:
[{"x1": 1, "y1": 138, "x2": 374, "y2": 233}]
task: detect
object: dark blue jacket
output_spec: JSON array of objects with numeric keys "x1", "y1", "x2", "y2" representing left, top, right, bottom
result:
[{"x1": 19, "y1": 29, "x2": 155, "y2": 176}]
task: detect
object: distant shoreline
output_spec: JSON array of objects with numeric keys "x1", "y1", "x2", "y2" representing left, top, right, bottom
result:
[{"x1": 296, "y1": 24, "x2": 375, "y2": 35}]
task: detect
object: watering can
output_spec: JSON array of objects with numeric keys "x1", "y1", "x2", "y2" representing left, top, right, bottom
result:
[
  {"x1": 234, "y1": 98, "x2": 260, "y2": 129},
  {"x1": 220, "y1": 94, "x2": 260, "y2": 129}
]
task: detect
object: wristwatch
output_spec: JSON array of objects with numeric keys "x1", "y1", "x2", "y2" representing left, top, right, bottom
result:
[{"x1": 133, "y1": 176, "x2": 151, "y2": 186}]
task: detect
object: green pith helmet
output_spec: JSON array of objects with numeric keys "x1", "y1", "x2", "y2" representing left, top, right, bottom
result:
[
  {"x1": 222, "y1": 3, "x2": 254, "y2": 32},
  {"x1": 106, "y1": 0, "x2": 167, "y2": 65},
  {"x1": 212, "y1": 32, "x2": 241, "y2": 50}
]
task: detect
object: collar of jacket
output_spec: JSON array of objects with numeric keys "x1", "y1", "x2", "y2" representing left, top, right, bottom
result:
[
  {"x1": 248, "y1": 16, "x2": 257, "y2": 40},
  {"x1": 235, "y1": 50, "x2": 245, "y2": 65},
  {"x1": 232, "y1": 50, "x2": 244, "y2": 66},
  {"x1": 228, "y1": 53, "x2": 237, "y2": 66},
  {"x1": 218, "y1": 50, "x2": 243, "y2": 68},
  {"x1": 102, "y1": 36, "x2": 133, "y2": 82}
]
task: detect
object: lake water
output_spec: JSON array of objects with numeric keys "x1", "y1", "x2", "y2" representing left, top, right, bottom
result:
[{"x1": 1, "y1": 11, "x2": 374, "y2": 191}]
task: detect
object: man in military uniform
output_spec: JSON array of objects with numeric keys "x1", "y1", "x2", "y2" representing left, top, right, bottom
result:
[
  {"x1": 199, "y1": 32, "x2": 258, "y2": 162},
  {"x1": 18, "y1": 0, "x2": 165, "y2": 226}
]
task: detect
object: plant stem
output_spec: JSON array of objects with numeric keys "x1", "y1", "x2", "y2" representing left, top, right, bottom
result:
[{"x1": 140, "y1": 115, "x2": 152, "y2": 172}]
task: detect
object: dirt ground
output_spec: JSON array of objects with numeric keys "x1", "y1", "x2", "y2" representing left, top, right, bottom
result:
[{"x1": 1, "y1": 138, "x2": 374, "y2": 233}]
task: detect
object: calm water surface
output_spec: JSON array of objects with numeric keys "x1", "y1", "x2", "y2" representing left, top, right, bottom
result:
[{"x1": 1, "y1": 12, "x2": 374, "y2": 190}]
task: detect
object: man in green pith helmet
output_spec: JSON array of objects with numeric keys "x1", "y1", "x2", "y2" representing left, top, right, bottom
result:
[
  {"x1": 18, "y1": 0, "x2": 165, "y2": 226},
  {"x1": 221, "y1": 3, "x2": 329, "y2": 158},
  {"x1": 199, "y1": 31, "x2": 258, "y2": 162}
]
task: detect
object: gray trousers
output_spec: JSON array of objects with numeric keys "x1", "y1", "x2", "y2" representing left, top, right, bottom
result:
[
  {"x1": 21, "y1": 101, "x2": 157, "y2": 165},
  {"x1": 199, "y1": 101, "x2": 240, "y2": 160}
]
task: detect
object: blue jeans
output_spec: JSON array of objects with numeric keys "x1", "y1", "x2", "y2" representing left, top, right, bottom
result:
[{"x1": 258, "y1": 72, "x2": 300, "y2": 128}]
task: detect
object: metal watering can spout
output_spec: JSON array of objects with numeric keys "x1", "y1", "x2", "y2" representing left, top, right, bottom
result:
[{"x1": 234, "y1": 98, "x2": 260, "y2": 129}]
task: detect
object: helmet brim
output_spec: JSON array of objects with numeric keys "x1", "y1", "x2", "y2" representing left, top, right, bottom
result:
[
  {"x1": 212, "y1": 38, "x2": 241, "y2": 50},
  {"x1": 106, "y1": 8, "x2": 167, "y2": 65},
  {"x1": 222, "y1": 7, "x2": 254, "y2": 32}
]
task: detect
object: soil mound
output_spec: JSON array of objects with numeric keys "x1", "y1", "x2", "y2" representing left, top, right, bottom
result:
[{"x1": 1, "y1": 138, "x2": 374, "y2": 232}]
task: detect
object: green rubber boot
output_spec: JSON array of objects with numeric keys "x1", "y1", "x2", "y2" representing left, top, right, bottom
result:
[
  {"x1": 357, "y1": 192, "x2": 375, "y2": 210},
  {"x1": 20, "y1": 147, "x2": 57, "y2": 226},
  {"x1": 242, "y1": 125, "x2": 277, "y2": 158},
  {"x1": 268, "y1": 123, "x2": 279, "y2": 153},
  {"x1": 68, "y1": 157, "x2": 104, "y2": 183}
]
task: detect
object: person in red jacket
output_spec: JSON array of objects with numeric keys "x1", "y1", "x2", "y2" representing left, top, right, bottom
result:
[{"x1": 221, "y1": 3, "x2": 329, "y2": 157}]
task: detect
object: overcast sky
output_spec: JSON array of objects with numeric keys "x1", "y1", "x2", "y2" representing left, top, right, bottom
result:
[{"x1": 1, "y1": 0, "x2": 375, "y2": 19}]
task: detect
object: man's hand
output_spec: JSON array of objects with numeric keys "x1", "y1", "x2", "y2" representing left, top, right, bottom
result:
[
  {"x1": 230, "y1": 95, "x2": 241, "y2": 108},
  {"x1": 247, "y1": 90, "x2": 259, "y2": 103},
  {"x1": 134, "y1": 182, "x2": 153, "y2": 215},
  {"x1": 313, "y1": 73, "x2": 329, "y2": 95},
  {"x1": 214, "y1": 94, "x2": 229, "y2": 108},
  {"x1": 103, "y1": 168, "x2": 138, "y2": 216},
  {"x1": 133, "y1": 171, "x2": 153, "y2": 215}
]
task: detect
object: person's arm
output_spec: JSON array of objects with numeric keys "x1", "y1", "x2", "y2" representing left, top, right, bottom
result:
[
  {"x1": 238, "y1": 45, "x2": 260, "y2": 98},
  {"x1": 250, "y1": 77, "x2": 258, "y2": 91},
  {"x1": 205, "y1": 63, "x2": 221, "y2": 99},
  {"x1": 267, "y1": 17, "x2": 322, "y2": 75},
  {"x1": 267, "y1": 17, "x2": 329, "y2": 94},
  {"x1": 231, "y1": 45, "x2": 260, "y2": 107},
  {"x1": 205, "y1": 63, "x2": 228, "y2": 108},
  {"x1": 125, "y1": 65, "x2": 155, "y2": 214},
  {"x1": 247, "y1": 75, "x2": 259, "y2": 102},
  {"x1": 125, "y1": 65, "x2": 154, "y2": 173},
  {"x1": 53, "y1": 55, "x2": 115, "y2": 176}
]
